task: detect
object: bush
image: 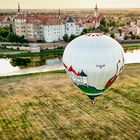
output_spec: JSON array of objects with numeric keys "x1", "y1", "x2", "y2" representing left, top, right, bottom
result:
[
  {"x1": 63, "y1": 34, "x2": 69, "y2": 42},
  {"x1": 110, "y1": 33, "x2": 115, "y2": 39},
  {"x1": 124, "y1": 35, "x2": 129, "y2": 40},
  {"x1": 8, "y1": 34, "x2": 28, "y2": 43},
  {"x1": 81, "y1": 28, "x2": 93, "y2": 35},
  {"x1": 0, "y1": 27, "x2": 9, "y2": 38},
  {"x1": 98, "y1": 25, "x2": 109, "y2": 33},
  {"x1": 17, "y1": 47, "x2": 19, "y2": 51},
  {"x1": 131, "y1": 34, "x2": 136, "y2": 40},
  {"x1": 10, "y1": 58, "x2": 31, "y2": 67},
  {"x1": 69, "y1": 34, "x2": 76, "y2": 42},
  {"x1": 36, "y1": 40, "x2": 45, "y2": 43}
]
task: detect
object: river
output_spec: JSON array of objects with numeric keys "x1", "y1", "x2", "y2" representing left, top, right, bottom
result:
[{"x1": 0, "y1": 49, "x2": 140, "y2": 77}]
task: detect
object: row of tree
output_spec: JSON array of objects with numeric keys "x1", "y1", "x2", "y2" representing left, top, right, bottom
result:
[
  {"x1": 10, "y1": 58, "x2": 31, "y2": 67},
  {"x1": 63, "y1": 34, "x2": 77, "y2": 42},
  {"x1": 63, "y1": 27, "x2": 93, "y2": 42},
  {"x1": 0, "y1": 24, "x2": 28, "y2": 43},
  {"x1": 110, "y1": 32, "x2": 140, "y2": 40}
]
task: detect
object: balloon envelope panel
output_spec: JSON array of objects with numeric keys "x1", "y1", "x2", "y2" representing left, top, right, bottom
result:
[{"x1": 63, "y1": 33, "x2": 124, "y2": 97}]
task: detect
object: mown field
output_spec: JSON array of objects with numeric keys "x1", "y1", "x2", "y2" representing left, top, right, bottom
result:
[{"x1": 0, "y1": 64, "x2": 140, "y2": 140}]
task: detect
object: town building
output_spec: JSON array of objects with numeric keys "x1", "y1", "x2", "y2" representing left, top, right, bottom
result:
[
  {"x1": 65, "y1": 16, "x2": 84, "y2": 36},
  {"x1": 0, "y1": 16, "x2": 13, "y2": 27},
  {"x1": 14, "y1": 15, "x2": 26, "y2": 37},
  {"x1": 14, "y1": 3, "x2": 103, "y2": 42},
  {"x1": 14, "y1": 13, "x2": 85, "y2": 42},
  {"x1": 43, "y1": 18, "x2": 65, "y2": 42},
  {"x1": 14, "y1": 14, "x2": 44, "y2": 41},
  {"x1": 93, "y1": 4, "x2": 104, "y2": 29}
]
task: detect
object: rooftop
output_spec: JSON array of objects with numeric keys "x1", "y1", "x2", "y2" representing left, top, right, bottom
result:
[{"x1": 66, "y1": 16, "x2": 74, "y2": 23}]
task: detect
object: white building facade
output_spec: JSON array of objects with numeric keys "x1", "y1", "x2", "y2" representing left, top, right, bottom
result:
[
  {"x1": 64, "y1": 16, "x2": 84, "y2": 37},
  {"x1": 43, "y1": 19, "x2": 65, "y2": 42},
  {"x1": 14, "y1": 15, "x2": 85, "y2": 42},
  {"x1": 14, "y1": 16, "x2": 26, "y2": 37},
  {"x1": 14, "y1": 15, "x2": 44, "y2": 41}
]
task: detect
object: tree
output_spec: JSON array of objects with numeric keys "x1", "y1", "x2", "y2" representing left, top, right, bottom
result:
[
  {"x1": 63, "y1": 34, "x2": 69, "y2": 42},
  {"x1": 110, "y1": 33, "x2": 115, "y2": 39},
  {"x1": 10, "y1": 58, "x2": 31, "y2": 67},
  {"x1": 0, "y1": 27, "x2": 9, "y2": 38},
  {"x1": 118, "y1": 21, "x2": 125, "y2": 27},
  {"x1": 118, "y1": 29, "x2": 122, "y2": 35},
  {"x1": 110, "y1": 20, "x2": 118, "y2": 27},
  {"x1": 81, "y1": 28, "x2": 93, "y2": 35},
  {"x1": 81, "y1": 28, "x2": 88, "y2": 35},
  {"x1": 136, "y1": 35, "x2": 140, "y2": 39},
  {"x1": 100, "y1": 18, "x2": 107, "y2": 27},
  {"x1": 8, "y1": 34, "x2": 28, "y2": 43},
  {"x1": 17, "y1": 47, "x2": 19, "y2": 51},
  {"x1": 0, "y1": 36, "x2": 3, "y2": 41},
  {"x1": 98, "y1": 25, "x2": 104, "y2": 31},
  {"x1": 69, "y1": 34, "x2": 76, "y2": 42},
  {"x1": 9, "y1": 24, "x2": 13, "y2": 33},
  {"x1": 131, "y1": 34, "x2": 136, "y2": 40},
  {"x1": 98, "y1": 25, "x2": 109, "y2": 33},
  {"x1": 129, "y1": 31, "x2": 133, "y2": 36},
  {"x1": 124, "y1": 35, "x2": 129, "y2": 40},
  {"x1": 103, "y1": 27, "x2": 109, "y2": 33},
  {"x1": 18, "y1": 35, "x2": 28, "y2": 43}
]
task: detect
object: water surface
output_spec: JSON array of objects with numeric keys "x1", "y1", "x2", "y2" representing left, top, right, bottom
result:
[{"x1": 0, "y1": 49, "x2": 140, "y2": 76}]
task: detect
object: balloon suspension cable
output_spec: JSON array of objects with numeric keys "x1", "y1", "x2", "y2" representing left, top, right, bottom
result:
[
  {"x1": 87, "y1": 95, "x2": 96, "y2": 105},
  {"x1": 92, "y1": 97, "x2": 96, "y2": 104}
]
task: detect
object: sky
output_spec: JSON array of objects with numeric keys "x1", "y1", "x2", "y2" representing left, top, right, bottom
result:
[{"x1": 0, "y1": 0, "x2": 140, "y2": 9}]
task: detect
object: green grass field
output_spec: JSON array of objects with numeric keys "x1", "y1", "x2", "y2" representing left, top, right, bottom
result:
[
  {"x1": 0, "y1": 49, "x2": 63, "y2": 58},
  {"x1": 0, "y1": 48, "x2": 18, "y2": 53},
  {"x1": 123, "y1": 44, "x2": 140, "y2": 50},
  {"x1": 0, "y1": 64, "x2": 140, "y2": 140}
]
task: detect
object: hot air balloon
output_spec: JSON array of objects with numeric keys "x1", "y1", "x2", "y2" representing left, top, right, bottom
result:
[{"x1": 63, "y1": 33, "x2": 124, "y2": 104}]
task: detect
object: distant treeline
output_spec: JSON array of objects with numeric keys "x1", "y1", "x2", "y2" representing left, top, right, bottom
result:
[
  {"x1": 0, "y1": 13, "x2": 16, "y2": 16},
  {"x1": 0, "y1": 8, "x2": 140, "y2": 16}
]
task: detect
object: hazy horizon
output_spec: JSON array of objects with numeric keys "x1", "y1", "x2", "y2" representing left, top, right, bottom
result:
[{"x1": 0, "y1": 0, "x2": 140, "y2": 9}]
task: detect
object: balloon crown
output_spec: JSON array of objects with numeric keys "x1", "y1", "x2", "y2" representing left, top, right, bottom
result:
[{"x1": 85, "y1": 33, "x2": 103, "y2": 37}]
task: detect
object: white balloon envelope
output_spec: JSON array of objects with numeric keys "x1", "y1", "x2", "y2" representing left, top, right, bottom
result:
[{"x1": 63, "y1": 33, "x2": 124, "y2": 101}]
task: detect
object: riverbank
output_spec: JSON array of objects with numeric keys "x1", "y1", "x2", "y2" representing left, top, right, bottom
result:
[
  {"x1": 0, "y1": 44, "x2": 140, "y2": 58},
  {"x1": 0, "y1": 64, "x2": 140, "y2": 139},
  {"x1": 123, "y1": 44, "x2": 140, "y2": 50},
  {"x1": 0, "y1": 49, "x2": 64, "y2": 58},
  {"x1": 0, "y1": 63, "x2": 64, "y2": 77}
]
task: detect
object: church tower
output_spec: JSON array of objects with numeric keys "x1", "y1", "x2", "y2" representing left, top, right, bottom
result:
[
  {"x1": 94, "y1": 3, "x2": 98, "y2": 17},
  {"x1": 18, "y1": 2, "x2": 21, "y2": 14},
  {"x1": 58, "y1": 8, "x2": 61, "y2": 18}
]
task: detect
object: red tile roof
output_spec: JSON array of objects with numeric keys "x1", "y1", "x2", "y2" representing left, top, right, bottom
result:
[
  {"x1": 0, "y1": 16, "x2": 7, "y2": 22},
  {"x1": 122, "y1": 28, "x2": 132, "y2": 34},
  {"x1": 26, "y1": 16, "x2": 42, "y2": 24},
  {"x1": 95, "y1": 12, "x2": 104, "y2": 21},
  {"x1": 15, "y1": 14, "x2": 26, "y2": 19},
  {"x1": 44, "y1": 18, "x2": 62, "y2": 25},
  {"x1": 14, "y1": 13, "x2": 104, "y2": 26}
]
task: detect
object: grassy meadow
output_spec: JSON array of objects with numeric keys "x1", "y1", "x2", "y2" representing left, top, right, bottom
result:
[{"x1": 0, "y1": 64, "x2": 140, "y2": 140}]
